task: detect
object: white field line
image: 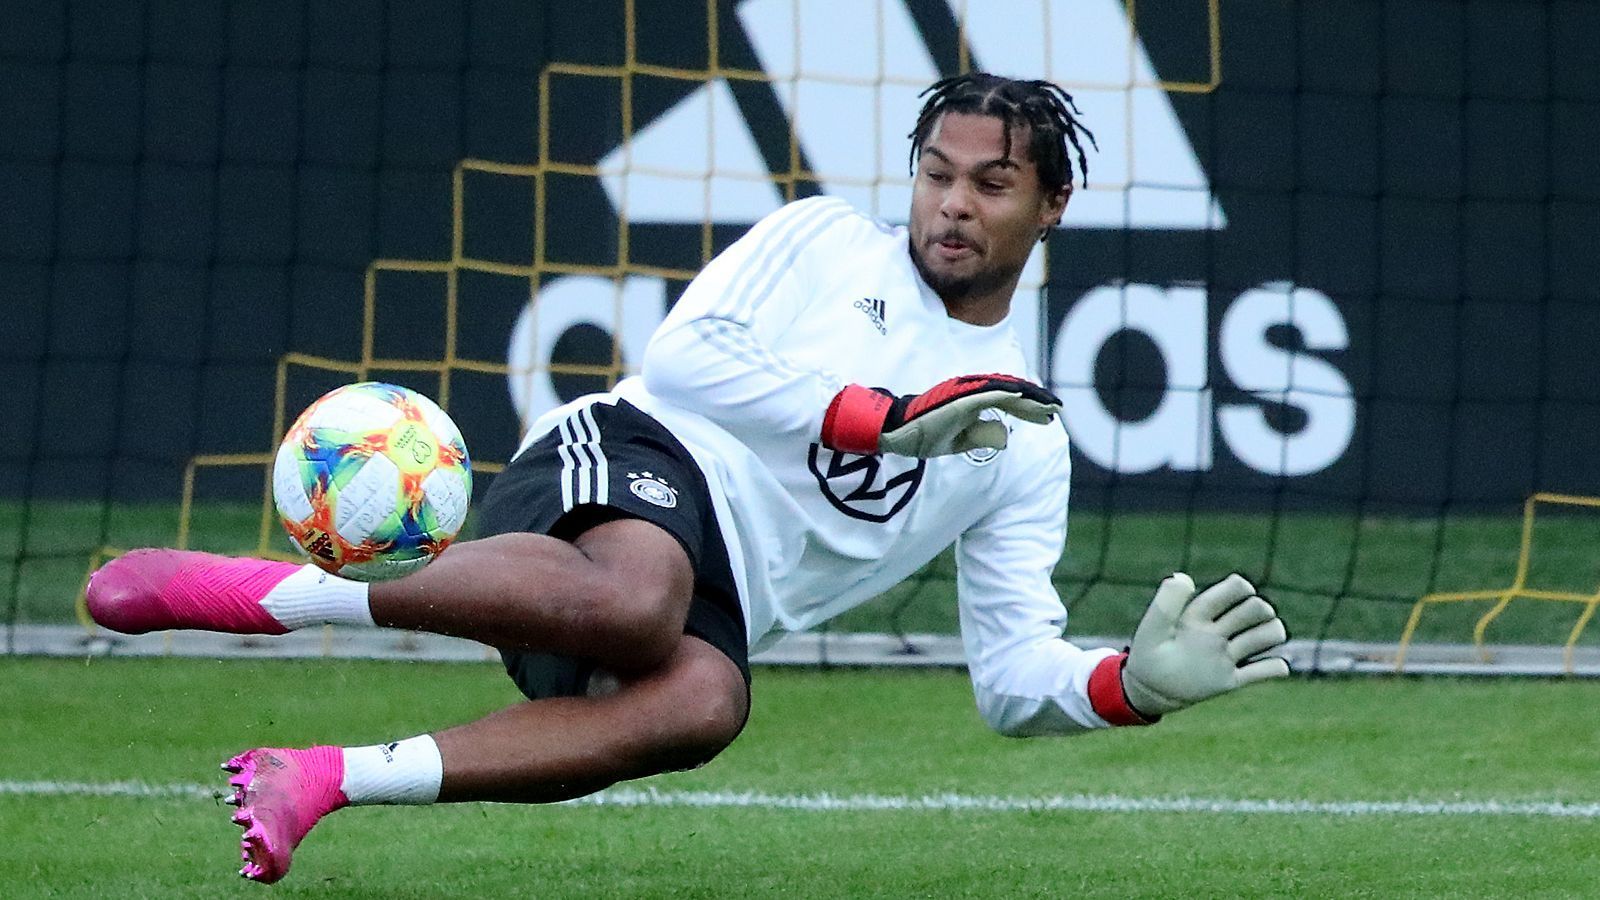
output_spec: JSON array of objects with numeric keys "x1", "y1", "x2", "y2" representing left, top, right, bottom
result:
[{"x1": 3, "y1": 780, "x2": 1600, "y2": 820}]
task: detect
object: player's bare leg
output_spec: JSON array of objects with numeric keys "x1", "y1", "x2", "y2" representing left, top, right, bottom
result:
[
  {"x1": 432, "y1": 635, "x2": 748, "y2": 801},
  {"x1": 366, "y1": 518, "x2": 695, "y2": 674},
  {"x1": 223, "y1": 635, "x2": 747, "y2": 883},
  {"x1": 87, "y1": 518, "x2": 694, "y2": 674}
]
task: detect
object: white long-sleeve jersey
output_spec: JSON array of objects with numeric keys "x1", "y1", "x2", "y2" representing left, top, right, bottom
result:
[{"x1": 521, "y1": 196, "x2": 1121, "y2": 735}]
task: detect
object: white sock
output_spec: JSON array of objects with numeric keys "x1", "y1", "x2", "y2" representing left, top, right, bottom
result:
[
  {"x1": 340, "y1": 734, "x2": 443, "y2": 805},
  {"x1": 259, "y1": 564, "x2": 374, "y2": 630}
]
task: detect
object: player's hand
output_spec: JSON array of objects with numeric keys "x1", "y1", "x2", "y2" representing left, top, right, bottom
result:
[
  {"x1": 819, "y1": 375, "x2": 1061, "y2": 458},
  {"x1": 1120, "y1": 572, "x2": 1290, "y2": 718}
]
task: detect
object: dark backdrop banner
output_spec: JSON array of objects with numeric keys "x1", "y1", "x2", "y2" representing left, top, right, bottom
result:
[{"x1": 3, "y1": 0, "x2": 1594, "y2": 510}]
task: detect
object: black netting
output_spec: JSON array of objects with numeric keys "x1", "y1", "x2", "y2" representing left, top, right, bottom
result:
[{"x1": 5, "y1": 0, "x2": 1598, "y2": 666}]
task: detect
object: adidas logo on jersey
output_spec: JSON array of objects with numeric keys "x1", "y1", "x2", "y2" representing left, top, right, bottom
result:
[{"x1": 853, "y1": 297, "x2": 887, "y2": 335}]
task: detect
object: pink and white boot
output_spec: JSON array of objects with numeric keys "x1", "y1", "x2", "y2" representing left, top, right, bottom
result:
[
  {"x1": 85, "y1": 549, "x2": 299, "y2": 635},
  {"x1": 223, "y1": 747, "x2": 349, "y2": 883}
]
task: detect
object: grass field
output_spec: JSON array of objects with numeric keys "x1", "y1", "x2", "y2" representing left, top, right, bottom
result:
[
  {"x1": 9, "y1": 499, "x2": 1600, "y2": 651},
  {"x1": 4, "y1": 656, "x2": 1600, "y2": 897}
]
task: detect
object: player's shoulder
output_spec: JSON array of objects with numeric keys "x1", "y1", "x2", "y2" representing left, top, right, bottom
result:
[
  {"x1": 998, "y1": 375, "x2": 1071, "y2": 462},
  {"x1": 996, "y1": 413, "x2": 1071, "y2": 491},
  {"x1": 746, "y1": 195, "x2": 899, "y2": 253},
  {"x1": 1017, "y1": 413, "x2": 1070, "y2": 454}
]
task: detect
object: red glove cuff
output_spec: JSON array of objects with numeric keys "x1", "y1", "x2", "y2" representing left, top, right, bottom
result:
[
  {"x1": 821, "y1": 384, "x2": 892, "y2": 454},
  {"x1": 1087, "y1": 653, "x2": 1156, "y2": 726}
]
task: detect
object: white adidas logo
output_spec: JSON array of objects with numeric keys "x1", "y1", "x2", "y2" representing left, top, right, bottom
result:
[
  {"x1": 509, "y1": 3, "x2": 1356, "y2": 482},
  {"x1": 512, "y1": 0, "x2": 1223, "y2": 422}
]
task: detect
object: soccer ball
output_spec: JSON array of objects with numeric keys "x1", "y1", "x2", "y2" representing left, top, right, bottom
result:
[{"x1": 272, "y1": 382, "x2": 472, "y2": 581}]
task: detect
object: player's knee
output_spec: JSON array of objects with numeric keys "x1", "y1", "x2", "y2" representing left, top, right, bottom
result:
[
  {"x1": 683, "y1": 658, "x2": 749, "y2": 751},
  {"x1": 654, "y1": 648, "x2": 749, "y2": 771},
  {"x1": 573, "y1": 520, "x2": 694, "y2": 670},
  {"x1": 593, "y1": 578, "x2": 686, "y2": 669}
]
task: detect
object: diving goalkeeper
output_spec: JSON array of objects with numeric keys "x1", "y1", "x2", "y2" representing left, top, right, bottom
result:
[{"x1": 86, "y1": 73, "x2": 1289, "y2": 884}]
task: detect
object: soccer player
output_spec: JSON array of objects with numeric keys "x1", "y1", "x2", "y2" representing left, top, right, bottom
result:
[{"x1": 86, "y1": 73, "x2": 1289, "y2": 884}]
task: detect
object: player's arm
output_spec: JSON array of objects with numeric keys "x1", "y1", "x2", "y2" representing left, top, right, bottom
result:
[
  {"x1": 641, "y1": 196, "x2": 856, "y2": 443},
  {"x1": 819, "y1": 376, "x2": 1060, "y2": 458},
  {"x1": 956, "y1": 435, "x2": 1289, "y2": 735},
  {"x1": 955, "y1": 439, "x2": 1115, "y2": 735},
  {"x1": 642, "y1": 198, "x2": 1060, "y2": 458}
]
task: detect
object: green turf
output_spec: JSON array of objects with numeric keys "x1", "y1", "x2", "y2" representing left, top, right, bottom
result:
[
  {"x1": 9, "y1": 500, "x2": 1600, "y2": 650},
  {"x1": 2, "y1": 657, "x2": 1600, "y2": 897}
]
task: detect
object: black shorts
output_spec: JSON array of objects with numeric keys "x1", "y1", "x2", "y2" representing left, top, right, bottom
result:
[{"x1": 475, "y1": 397, "x2": 749, "y2": 699}]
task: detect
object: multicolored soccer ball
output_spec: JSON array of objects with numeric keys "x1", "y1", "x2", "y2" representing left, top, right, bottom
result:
[{"x1": 272, "y1": 382, "x2": 472, "y2": 581}]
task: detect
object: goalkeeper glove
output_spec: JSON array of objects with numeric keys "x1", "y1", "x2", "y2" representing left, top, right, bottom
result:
[
  {"x1": 1090, "y1": 573, "x2": 1290, "y2": 723},
  {"x1": 819, "y1": 374, "x2": 1062, "y2": 458}
]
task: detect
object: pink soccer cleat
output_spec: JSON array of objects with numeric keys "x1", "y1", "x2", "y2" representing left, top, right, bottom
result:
[
  {"x1": 223, "y1": 747, "x2": 349, "y2": 884},
  {"x1": 85, "y1": 549, "x2": 298, "y2": 635}
]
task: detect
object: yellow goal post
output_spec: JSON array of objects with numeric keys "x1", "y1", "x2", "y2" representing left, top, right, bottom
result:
[{"x1": 1395, "y1": 492, "x2": 1600, "y2": 675}]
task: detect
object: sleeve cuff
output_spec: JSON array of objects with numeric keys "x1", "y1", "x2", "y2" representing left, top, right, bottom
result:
[
  {"x1": 1087, "y1": 653, "x2": 1157, "y2": 727},
  {"x1": 820, "y1": 384, "x2": 890, "y2": 454}
]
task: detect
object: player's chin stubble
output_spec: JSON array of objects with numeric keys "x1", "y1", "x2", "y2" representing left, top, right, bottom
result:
[{"x1": 909, "y1": 242, "x2": 1003, "y2": 308}]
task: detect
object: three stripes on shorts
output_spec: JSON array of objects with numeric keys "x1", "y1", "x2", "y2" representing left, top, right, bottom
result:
[{"x1": 556, "y1": 404, "x2": 608, "y2": 510}]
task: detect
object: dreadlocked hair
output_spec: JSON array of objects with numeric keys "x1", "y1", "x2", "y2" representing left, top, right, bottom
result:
[{"x1": 907, "y1": 73, "x2": 1097, "y2": 195}]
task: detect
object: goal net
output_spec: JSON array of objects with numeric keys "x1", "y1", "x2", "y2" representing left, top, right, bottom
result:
[{"x1": 8, "y1": 0, "x2": 1600, "y2": 673}]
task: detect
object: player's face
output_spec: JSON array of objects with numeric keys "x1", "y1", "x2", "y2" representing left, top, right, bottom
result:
[{"x1": 908, "y1": 112, "x2": 1068, "y2": 322}]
